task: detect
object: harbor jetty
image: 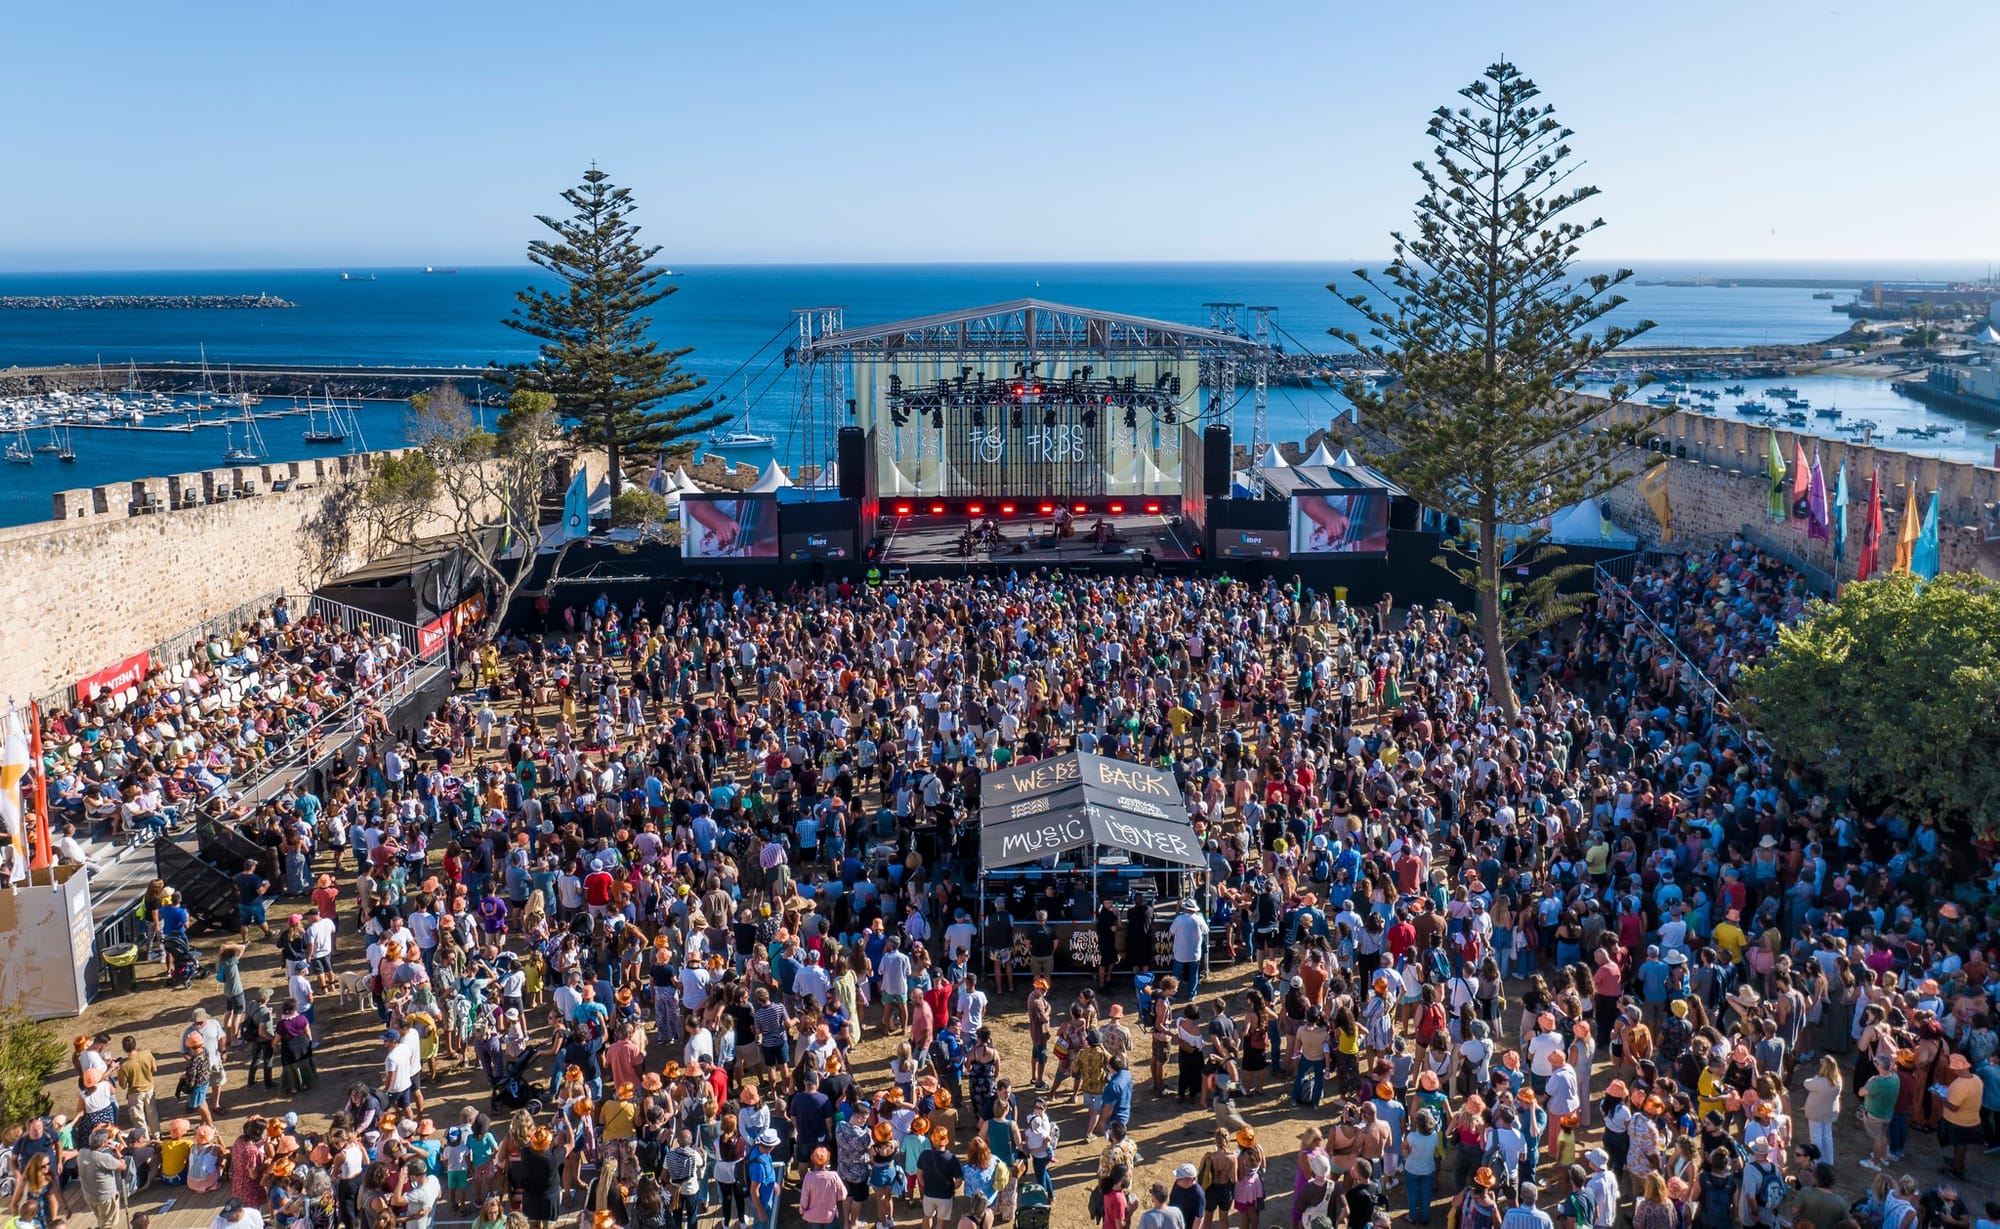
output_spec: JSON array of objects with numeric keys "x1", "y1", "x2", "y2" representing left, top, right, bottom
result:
[{"x1": 0, "y1": 293, "x2": 296, "y2": 310}]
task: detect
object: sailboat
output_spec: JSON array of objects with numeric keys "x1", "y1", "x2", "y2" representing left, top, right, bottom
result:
[
  {"x1": 303, "y1": 388, "x2": 348, "y2": 444},
  {"x1": 6, "y1": 430, "x2": 33, "y2": 464},
  {"x1": 32, "y1": 426, "x2": 61, "y2": 454},
  {"x1": 706, "y1": 376, "x2": 776, "y2": 448},
  {"x1": 56, "y1": 425, "x2": 76, "y2": 462},
  {"x1": 222, "y1": 398, "x2": 267, "y2": 463}
]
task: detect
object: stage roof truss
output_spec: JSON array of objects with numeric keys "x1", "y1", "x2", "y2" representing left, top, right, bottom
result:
[{"x1": 796, "y1": 299, "x2": 1272, "y2": 361}]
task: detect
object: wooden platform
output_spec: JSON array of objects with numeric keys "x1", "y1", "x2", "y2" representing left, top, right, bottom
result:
[{"x1": 875, "y1": 513, "x2": 1198, "y2": 568}]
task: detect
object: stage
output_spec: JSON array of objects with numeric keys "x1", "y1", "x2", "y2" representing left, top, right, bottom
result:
[{"x1": 875, "y1": 512, "x2": 1200, "y2": 570}]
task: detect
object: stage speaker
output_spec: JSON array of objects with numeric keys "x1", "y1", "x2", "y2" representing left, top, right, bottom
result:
[
  {"x1": 1388, "y1": 496, "x2": 1419, "y2": 532},
  {"x1": 1203, "y1": 425, "x2": 1231, "y2": 497},
  {"x1": 836, "y1": 427, "x2": 866, "y2": 500}
]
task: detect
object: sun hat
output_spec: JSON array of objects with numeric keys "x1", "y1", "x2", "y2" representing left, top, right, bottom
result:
[
  {"x1": 1236, "y1": 1128, "x2": 1256, "y2": 1148},
  {"x1": 1473, "y1": 1167, "x2": 1497, "y2": 1189},
  {"x1": 872, "y1": 1122, "x2": 893, "y2": 1143},
  {"x1": 1175, "y1": 1163, "x2": 1198, "y2": 1180},
  {"x1": 757, "y1": 1129, "x2": 781, "y2": 1148}
]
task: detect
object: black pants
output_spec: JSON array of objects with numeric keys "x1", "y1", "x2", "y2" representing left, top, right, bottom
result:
[
  {"x1": 719, "y1": 1180, "x2": 747, "y2": 1224},
  {"x1": 247, "y1": 1039, "x2": 277, "y2": 1086},
  {"x1": 336, "y1": 1176, "x2": 362, "y2": 1228},
  {"x1": 1177, "y1": 1049, "x2": 1204, "y2": 1104}
]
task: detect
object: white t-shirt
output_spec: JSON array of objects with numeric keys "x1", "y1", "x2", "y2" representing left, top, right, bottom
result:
[
  {"x1": 403, "y1": 1175, "x2": 441, "y2": 1229},
  {"x1": 212, "y1": 1210, "x2": 267, "y2": 1229},
  {"x1": 307, "y1": 918, "x2": 336, "y2": 960},
  {"x1": 384, "y1": 1035, "x2": 421, "y2": 1093}
]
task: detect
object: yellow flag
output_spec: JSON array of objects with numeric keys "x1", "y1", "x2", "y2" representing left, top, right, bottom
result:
[
  {"x1": 1894, "y1": 482, "x2": 1921, "y2": 573},
  {"x1": 1638, "y1": 464, "x2": 1672, "y2": 543}
]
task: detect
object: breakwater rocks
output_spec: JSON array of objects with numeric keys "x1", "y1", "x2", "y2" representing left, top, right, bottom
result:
[{"x1": 0, "y1": 293, "x2": 297, "y2": 310}]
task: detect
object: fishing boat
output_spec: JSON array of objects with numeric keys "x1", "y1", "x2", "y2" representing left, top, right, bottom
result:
[
  {"x1": 1813, "y1": 405, "x2": 1842, "y2": 417},
  {"x1": 1645, "y1": 393, "x2": 1681, "y2": 407},
  {"x1": 1812, "y1": 291, "x2": 1836, "y2": 300},
  {"x1": 1735, "y1": 401, "x2": 1769, "y2": 415},
  {"x1": 1724, "y1": 384, "x2": 1746, "y2": 395},
  {"x1": 340, "y1": 272, "x2": 376, "y2": 282},
  {"x1": 1765, "y1": 385, "x2": 1800, "y2": 399},
  {"x1": 1785, "y1": 399, "x2": 1811, "y2": 410},
  {"x1": 1663, "y1": 381, "x2": 1688, "y2": 392}
]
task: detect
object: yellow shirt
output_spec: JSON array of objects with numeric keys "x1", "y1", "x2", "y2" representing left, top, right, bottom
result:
[
  {"x1": 1944, "y1": 1074, "x2": 1982, "y2": 1128},
  {"x1": 1074, "y1": 1047, "x2": 1110, "y2": 1095},
  {"x1": 1713, "y1": 922, "x2": 1747, "y2": 963},
  {"x1": 599, "y1": 1098, "x2": 638, "y2": 1141}
]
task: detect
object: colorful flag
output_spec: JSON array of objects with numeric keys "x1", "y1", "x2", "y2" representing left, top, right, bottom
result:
[
  {"x1": 1912, "y1": 489, "x2": 1941, "y2": 580},
  {"x1": 1894, "y1": 482, "x2": 1921, "y2": 573},
  {"x1": 647, "y1": 454, "x2": 668, "y2": 496},
  {"x1": 1792, "y1": 438, "x2": 1812, "y2": 523},
  {"x1": 1806, "y1": 450, "x2": 1829, "y2": 542},
  {"x1": 1638, "y1": 464, "x2": 1673, "y2": 542},
  {"x1": 26, "y1": 701, "x2": 47, "y2": 872},
  {"x1": 562, "y1": 465, "x2": 590, "y2": 543},
  {"x1": 1857, "y1": 469, "x2": 1882, "y2": 580},
  {"x1": 0, "y1": 704, "x2": 30, "y2": 884},
  {"x1": 1832, "y1": 459, "x2": 1850, "y2": 566},
  {"x1": 1766, "y1": 430, "x2": 1787, "y2": 521}
]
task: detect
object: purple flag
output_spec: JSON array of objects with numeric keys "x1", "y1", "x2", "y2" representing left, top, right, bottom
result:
[{"x1": 1807, "y1": 449, "x2": 1830, "y2": 541}]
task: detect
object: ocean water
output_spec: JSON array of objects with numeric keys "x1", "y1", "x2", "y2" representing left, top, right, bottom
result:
[{"x1": 0, "y1": 263, "x2": 1974, "y2": 526}]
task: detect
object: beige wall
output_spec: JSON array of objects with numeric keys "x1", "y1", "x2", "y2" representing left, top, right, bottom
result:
[{"x1": 0, "y1": 453, "x2": 438, "y2": 705}]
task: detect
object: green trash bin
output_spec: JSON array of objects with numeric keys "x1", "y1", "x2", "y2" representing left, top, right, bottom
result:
[{"x1": 102, "y1": 943, "x2": 139, "y2": 994}]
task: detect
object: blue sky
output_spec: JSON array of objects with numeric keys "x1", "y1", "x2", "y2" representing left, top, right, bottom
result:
[{"x1": 3, "y1": 1, "x2": 1996, "y2": 269}]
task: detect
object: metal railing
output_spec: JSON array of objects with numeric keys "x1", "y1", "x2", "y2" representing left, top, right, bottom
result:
[
  {"x1": 216, "y1": 640, "x2": 450, "y2": 807},
  {"x1": 1736, "y1": 523, "x2": 1837, "y2": 597},
  {"x1": 306, "y1": 595, "x2": 424, "y2": 653},
  {"x1": 86, "y1": 896, "x2": 149, "y2": 1001},
  {"x1": 1592, "y1": 554, "x2": 1735, "y2": 716}
]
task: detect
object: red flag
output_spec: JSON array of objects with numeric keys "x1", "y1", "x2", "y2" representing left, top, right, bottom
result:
[
  {"x1": 26, "y1": 700, "x2": 49, "y2": 871},
  {"x1": 1857, "y1": 469, "x2": 1882, "y2": 580}
]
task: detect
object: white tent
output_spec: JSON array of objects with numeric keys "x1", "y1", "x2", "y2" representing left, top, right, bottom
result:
[
  {"x1": 747, "y1": 460, "x2": 793, "y2": 493},
  {"x1": 672, "y1": 467, "x2": 702, "y2": 494},
  {"x1": 1301, "y1": 441, "x2": 1338, "y2": 468},
  {"x1": 1502, "y1": 501, "x2": 1638, "y2": 549},
  {"x1": 1257, "y1": 444, "x2": 1287, "y2": 468},
  {"x1": 1335, "y1": 448, "x2": 1357, "y2": 466}
]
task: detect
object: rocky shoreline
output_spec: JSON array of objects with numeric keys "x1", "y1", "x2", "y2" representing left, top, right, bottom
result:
[{"x1": 0, "y1": 293, "x2": 296, "y2": 310}]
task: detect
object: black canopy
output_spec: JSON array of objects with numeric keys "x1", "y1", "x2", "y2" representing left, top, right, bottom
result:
[{"x1": 979, "y1": 752, "x2": 1202, "y2": 870}]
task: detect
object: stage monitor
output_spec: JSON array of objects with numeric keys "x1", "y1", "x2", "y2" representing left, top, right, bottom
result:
[
  {"x1": 781, "y1": 530, "x2": 856, "y2": 561},
  {"x1": 1214, "y1": 527, "x2": 1289, "y2": 560},
  {"x1": 1290, "y1": 492, "x2": 1391, "y2": 555},
  {"x1": 680, "y1": 494, "x2": 780, "y2": 559}
]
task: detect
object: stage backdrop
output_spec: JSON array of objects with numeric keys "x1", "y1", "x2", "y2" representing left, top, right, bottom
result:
[
  {"x1": 0, "y1": 863, "x2": 95, "y2": 1018},
  {"x1": 854, "y1": 355, "x2": 1197, "y2": 500}
]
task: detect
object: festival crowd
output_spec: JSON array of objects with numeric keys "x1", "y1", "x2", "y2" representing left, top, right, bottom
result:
[{"x1": 9, "y1": 540, "x2": 2000, "y2": 1229}]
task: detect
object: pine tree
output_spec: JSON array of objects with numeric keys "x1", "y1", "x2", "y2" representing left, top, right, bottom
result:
[
  {"x1": 497, "y1": 165, "x2": 721, "y2": 495},
  {"x1": 1334, "y1": 61, "x2": 1656, "y2": 717}
]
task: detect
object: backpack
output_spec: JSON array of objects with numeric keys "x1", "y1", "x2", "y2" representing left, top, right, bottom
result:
[
  {"x1": 1087, "y1": 1185, "x2": 1106, "y2": 1222},
  {"x1": 1312, "y1": 851, "x2": 1332, "y2": 883},
  {"x1": 1696, "y1": 1171, "x2": 1737, "y2": 1229},
  {"x1": 1752, "y1": 1162, "x2": 1786, "y2": 1215}
]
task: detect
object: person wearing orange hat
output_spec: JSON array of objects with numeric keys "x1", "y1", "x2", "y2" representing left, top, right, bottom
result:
[{"x1": 1939, "y1": 1050, "x2": 1983, "y2": 1179}]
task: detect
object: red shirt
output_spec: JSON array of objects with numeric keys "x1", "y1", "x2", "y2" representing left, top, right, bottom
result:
[
  {"x1": 584, "y1": 871, "x2": 614, "y2": 907},
  {"x1": 1386, "y1": 922, "x2": 1417, "y2": 960},
  {"x1": 1592, "y1": 961, "x2": 1624, "y2": 998}
]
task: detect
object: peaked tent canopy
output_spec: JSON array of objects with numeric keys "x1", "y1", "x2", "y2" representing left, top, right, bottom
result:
[
  {"x1": 747, "y1": 460, "x2": 793, "y2": 493},
  {"x1": 1257, "y1": 444, "x2": 1287, "y2": 468},
  {"x1": 1335, "y1": 447, "x2": 1357, "y2": 466},
  {"x1": 1302, "y1": 441, "x2": 1338, "y2": 468}
]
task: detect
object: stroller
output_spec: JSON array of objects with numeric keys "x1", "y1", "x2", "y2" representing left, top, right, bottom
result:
[
  {"x1": 1014, "y1": 1176, "x2": 1052, "y2": 1229},
  {"x1": 164, "y1": 932, "x2": 206, "y2": 990},
  {"x1": 489, "y1": 1044, "x2": 544, "y2": 1112}
]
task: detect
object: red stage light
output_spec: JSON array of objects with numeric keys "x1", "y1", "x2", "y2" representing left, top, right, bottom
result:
[
  {"x1": 1012, "y1": 385, "x2": 1025, "y2": 397},
  {"x1": 894, "y1": 503, "x2": 913, "y2": 516},
  {"x1": 1144, "y1": 502, "x2": 1162, "y2": 514},
  {"x1": 1000, "y1": 504, "x2": 1016, "y2": 515},
  {"x1": 1038, "y1": 503, "x2": 1055, "y2": 514},
  {"x1": 929, "y1": 503, "x2": 947, "y2": 515},
  {"x1": 966, "y1": 503, "x2": 984, "y2": 516},
  {"x1": 1108, "y1": 502, "x2": 1124, "y2": 514},
  {"x1": 1072, "y1": 503, "x2": 1088, "y2": 514}
]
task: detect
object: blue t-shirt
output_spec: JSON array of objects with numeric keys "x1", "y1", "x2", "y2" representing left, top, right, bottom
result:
[{"x1": 160, "y1": 904, "x2": 189, "y2": 936}]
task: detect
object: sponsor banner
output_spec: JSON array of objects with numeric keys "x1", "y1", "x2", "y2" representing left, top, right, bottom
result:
[
  {"x1": 418, "y1": 614, "x2": 452, "y2": 657},
  {"x1": 77, "y1": 651, "x2": 151, "y2": 703}
]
